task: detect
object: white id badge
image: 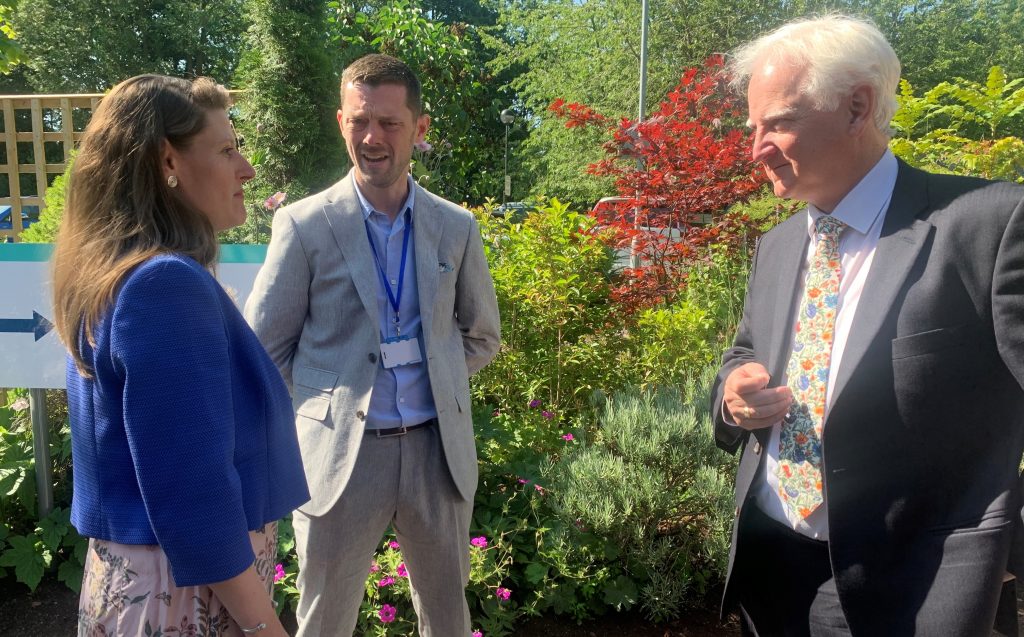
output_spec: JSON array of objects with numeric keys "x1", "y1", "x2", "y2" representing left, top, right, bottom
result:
[{"x1": 380, "y1": 336, "x2": 423, "y2": 369}]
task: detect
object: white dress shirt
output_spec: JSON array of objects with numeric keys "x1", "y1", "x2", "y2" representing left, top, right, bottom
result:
[{"x1": 753, "y1": 150, "x2": 898, "y2": 540}]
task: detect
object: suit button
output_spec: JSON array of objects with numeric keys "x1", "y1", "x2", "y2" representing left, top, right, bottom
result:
[
  {"x1": 356, "y1": 410, "x2": 365, "y2": 420},
  {"x1": 368, "y1": 353, "x2": 378, "y2": 364},
  {"x1": 753, "y1": 441, "x2": 762, "y2": 455}
]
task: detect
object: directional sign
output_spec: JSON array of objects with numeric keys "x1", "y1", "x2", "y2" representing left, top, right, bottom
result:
[
  {"x1": 0, "y1": 244, "x2": 267, "y2": 389},
  {"x1": 0, "y1": 310, "x2": 54, "y2": 341}
]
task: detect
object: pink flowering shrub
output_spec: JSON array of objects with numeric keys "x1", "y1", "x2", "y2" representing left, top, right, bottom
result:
[{"x1": 340, "y1": 530, "x2": 522, "y2": 635}]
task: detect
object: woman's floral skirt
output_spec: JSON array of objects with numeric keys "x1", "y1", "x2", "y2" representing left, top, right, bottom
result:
[{"x1": 77, "y1": 523, "x2": 277, "y2": 637}]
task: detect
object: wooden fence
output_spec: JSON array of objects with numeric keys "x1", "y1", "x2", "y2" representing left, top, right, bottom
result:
[{"x1": 0, "y1": 93, "x2": 103, "y2": 242}]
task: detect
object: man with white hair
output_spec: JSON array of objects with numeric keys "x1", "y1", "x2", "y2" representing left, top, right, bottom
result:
[{"x1": 711, "y1": 14, "x2": 1024, "y2": 635}]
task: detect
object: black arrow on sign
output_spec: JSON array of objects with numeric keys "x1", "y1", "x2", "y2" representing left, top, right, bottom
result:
[{"x1": 0, "y1": 311, "x2": 54, "y2": 341}]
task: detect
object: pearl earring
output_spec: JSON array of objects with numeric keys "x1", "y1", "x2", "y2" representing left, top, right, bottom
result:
[{"x1": 167, "y1": 175, "x2": 178, "y2": 188}]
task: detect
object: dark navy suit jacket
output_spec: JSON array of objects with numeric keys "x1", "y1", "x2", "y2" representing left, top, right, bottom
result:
[{"x1": 712, "y1": 162, "x2": 1024, "y2": 635}]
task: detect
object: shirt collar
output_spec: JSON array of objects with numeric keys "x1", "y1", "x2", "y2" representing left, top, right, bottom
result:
[
  {"x1": 807, "y1": 149, "x2": 897, "y2": 237},
  {"x1": 353, "y1": 174, "x2": 417, "y2": 223}
]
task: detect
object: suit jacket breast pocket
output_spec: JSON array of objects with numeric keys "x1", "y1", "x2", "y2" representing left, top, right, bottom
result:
[
  {"x1": 293, "y1": 365, "x2": 338, "y2": 422},
  {"x1": 891, "y1": 322, "x2": 991, "y2": 425},
  {"x1": 891, "y1": 323, "x2": 984, "y2": 360}
]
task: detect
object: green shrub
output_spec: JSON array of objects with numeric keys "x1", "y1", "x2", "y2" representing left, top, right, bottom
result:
[
  {"x1": 228, "y1": 0, "x2": 344, "y2": 245},
  {"x1": 0, "y1": 389, "x2": 85, "y2": 593},
  {"x1": 728, "y1": 188, "x2": 802, "y2": 233},
  {"x1": 546, "y1": 367, "x2": 737, "y2": 621},
  {"x1": 613, "y1": 244, "x2": 750, "y2": 390},
  {"x1": 890, "y1": 66, "x2": 1024, "y2": 182},
  {"x1": 628, "y1": 302, "x2": 715, "y2": 389},
  {"x1": 472, "y1": 199, "x2": 626, "y2": 462},
  {"x1": 19, "y1": 154, "x2": 73, "y2": 243},
  {"x1": 470, "y1": 460, "x2": 616, "y2": 625},
  {"x1": 270, "y1": 514, "x2": 526, "y2": 636}
]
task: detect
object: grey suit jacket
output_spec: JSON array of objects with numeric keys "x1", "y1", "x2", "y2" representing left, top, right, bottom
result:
[
  {"x1": 245, "y1": 172, "x2": 500, "y2": 517},
  {"x1": 711, "y1": 162, "x2": 1024, "y2": 635}
]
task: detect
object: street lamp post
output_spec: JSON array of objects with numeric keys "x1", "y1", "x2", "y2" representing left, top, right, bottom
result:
[
  {"x1": 500, "y1": 108, "x2": 515, "y2": 205},
  {"x1": 631, "y1": 0, "x2": 650, "y2": 269}
]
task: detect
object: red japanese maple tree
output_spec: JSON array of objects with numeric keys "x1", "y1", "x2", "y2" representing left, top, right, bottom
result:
[{"x1": 550, "y1": 56, "x2": 767, "y2": 311}]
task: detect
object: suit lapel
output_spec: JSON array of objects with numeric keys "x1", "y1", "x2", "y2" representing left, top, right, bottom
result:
[
  {"x1": 323, "y1": 174, "x2": 379, "y2": 323},
  {"x1": 412, "y1": 184, "x2": 443, "y2": 343},
  {"x1": 768, "y1": 219, "x2": 810, "y2": 380},
  {"x1": 829, "y1": 162, "x2": 932, "y2": 404}
]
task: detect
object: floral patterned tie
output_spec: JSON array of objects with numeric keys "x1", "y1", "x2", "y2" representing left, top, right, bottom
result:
[{"x1": 777, "y1": 214, "x2": 845, "y2": 521}]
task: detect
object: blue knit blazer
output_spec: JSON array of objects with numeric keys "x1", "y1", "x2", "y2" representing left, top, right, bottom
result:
[{"x1": 66, "y1": 253, "x2": 309, "y2": 586}]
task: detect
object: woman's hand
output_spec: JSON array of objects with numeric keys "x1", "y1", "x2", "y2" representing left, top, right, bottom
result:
[{"x1": 209, "y1": 563, "x2": 289, "y2": 637}]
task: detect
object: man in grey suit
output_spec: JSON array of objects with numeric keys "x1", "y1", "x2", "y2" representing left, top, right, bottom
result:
[
  {"x1": 245, "y1": 54, "x2": 500, "y2": 636},
  {"x1": 711, "y1": 15, "x2": 1024, "y2": 636}
]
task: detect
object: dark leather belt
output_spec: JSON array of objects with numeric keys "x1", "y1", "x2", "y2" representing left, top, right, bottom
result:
[{"x1": 367, "y1": 417, "x2": 438, "y2": 438}]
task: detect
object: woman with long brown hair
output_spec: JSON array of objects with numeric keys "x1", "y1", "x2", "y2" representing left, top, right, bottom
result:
[{"x1": 52, "y1": 74, "x2": 308, "y2": 637}]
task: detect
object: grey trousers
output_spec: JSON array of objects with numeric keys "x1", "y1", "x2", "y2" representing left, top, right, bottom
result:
[{"x1": 292, "y1": 424, "x2": 473, "y2": 637}]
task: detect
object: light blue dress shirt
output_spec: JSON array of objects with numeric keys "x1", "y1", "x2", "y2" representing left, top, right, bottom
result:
[{"x1": 354, "y1": 175, "x2": 437, "y2": 429}]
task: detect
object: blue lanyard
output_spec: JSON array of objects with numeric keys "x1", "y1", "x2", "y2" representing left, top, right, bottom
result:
[{"x1": 365, "y1": 208, "x2": 412, "y2": 336}]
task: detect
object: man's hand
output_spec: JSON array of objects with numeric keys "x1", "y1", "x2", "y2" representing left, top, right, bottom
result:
[{"x1": 724, "y1": 362, "x2": 792, "y2": 430}]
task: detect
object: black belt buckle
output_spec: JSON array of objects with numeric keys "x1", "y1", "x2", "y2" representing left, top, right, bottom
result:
[{"x1": 370, "y1": 418, "x2": 436, "y2": 438}]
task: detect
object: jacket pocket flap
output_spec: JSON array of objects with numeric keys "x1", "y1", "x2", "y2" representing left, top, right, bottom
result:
[
  {"x1": 891, "y1": 323, "x2": 982, "y2": 359},
  {"x1": 295, "y1": 390, "x2": 330, "y2": 421},
  {"x1": 293, "y1": 365, "x2": 339, "y2": 392}
]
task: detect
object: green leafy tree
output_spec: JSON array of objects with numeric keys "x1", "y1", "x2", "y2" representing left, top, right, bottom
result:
[
  {"x1": 334, "y1": 0, "x2": 499, "y2": 25},
  {"x1": 494, "y1": 0, "x2": 1024, "y2": 205},
  {"x1": 420, "y1": 0, "x2": 499, "y2": 25},
  {"x1": 11, "y1": 0, "x2": 247, "y2": 92},
  {"x1": 329, "y1": 0, "x2": 510, "y2": 204},
  {"x1": 490, "y1": 0, "x2": 807, "y2": 205},
  {"x1": 890, "y1": 66, "x2": 1024, "y2": 182},
  {"x1": 860, "y1": 0, "x2": 1024, "y2": 89},
  {"x1": 228, "y1": 0, "x2": 344, "y2": 243},
  {"x1": 0, "y1": 0, "x2": 23, "y2": 74}
]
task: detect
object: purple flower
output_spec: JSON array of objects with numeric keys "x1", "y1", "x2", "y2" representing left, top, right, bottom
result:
[
  {"x1": 528, "y1": 399, "x2": 541, "y2": 409},
  {"x1": 495, "y1": 587, "x2": 511, "y2": 601},
  {"x1": 273, "y1": 563, "x2": 285, "y2": 582},
  {"x1": 517, "y1": 478, "x2": 527, "y2": 485},
  {"x1": 542, "y1": 410, "x2": 554, "y2": 420},
  {"x1": 369, "y1": 561, "x2": 380, "y2": 573},
  {"x1": 379, "y1": 604, "x2": 397, "y2": 623},
  {"x1": 378, "y1": 576, "x2": 395, "y2": 588},
  {"x1": 561, "y1": 433, "x2": 574, "y2": 441},
  {"x1": 534, "y1": 484, "x2": 545, "y2": 495},
  {"x1": 389, "y1": 540, "x2": 400, "y2": 550},
  {"x1": 414, "y1": 140, "x2": 433, "y2": 153},
  {"x1": 470, "y1": 536, "x2": 488, "y2": 548},
  {"x1": 396, "y1": 562, "x2": 408, "y2": 578},
  {"x1": 472, "y1": 632, "x2": 483, "y2": 637}
]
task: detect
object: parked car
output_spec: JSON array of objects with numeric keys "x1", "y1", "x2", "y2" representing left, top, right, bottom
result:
[
  {"x1": 493, "y1": 201, "x2": 530, "y2": 222},
  {"x1": 590, "y1": 197, "x2": 712, "y2": 226},
  {"x1": 590, "y1": 197, "x2": 713, "y2": 270},
  {"x1": 0, "y1": 205, "x2": 38, "y2": 240}
]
